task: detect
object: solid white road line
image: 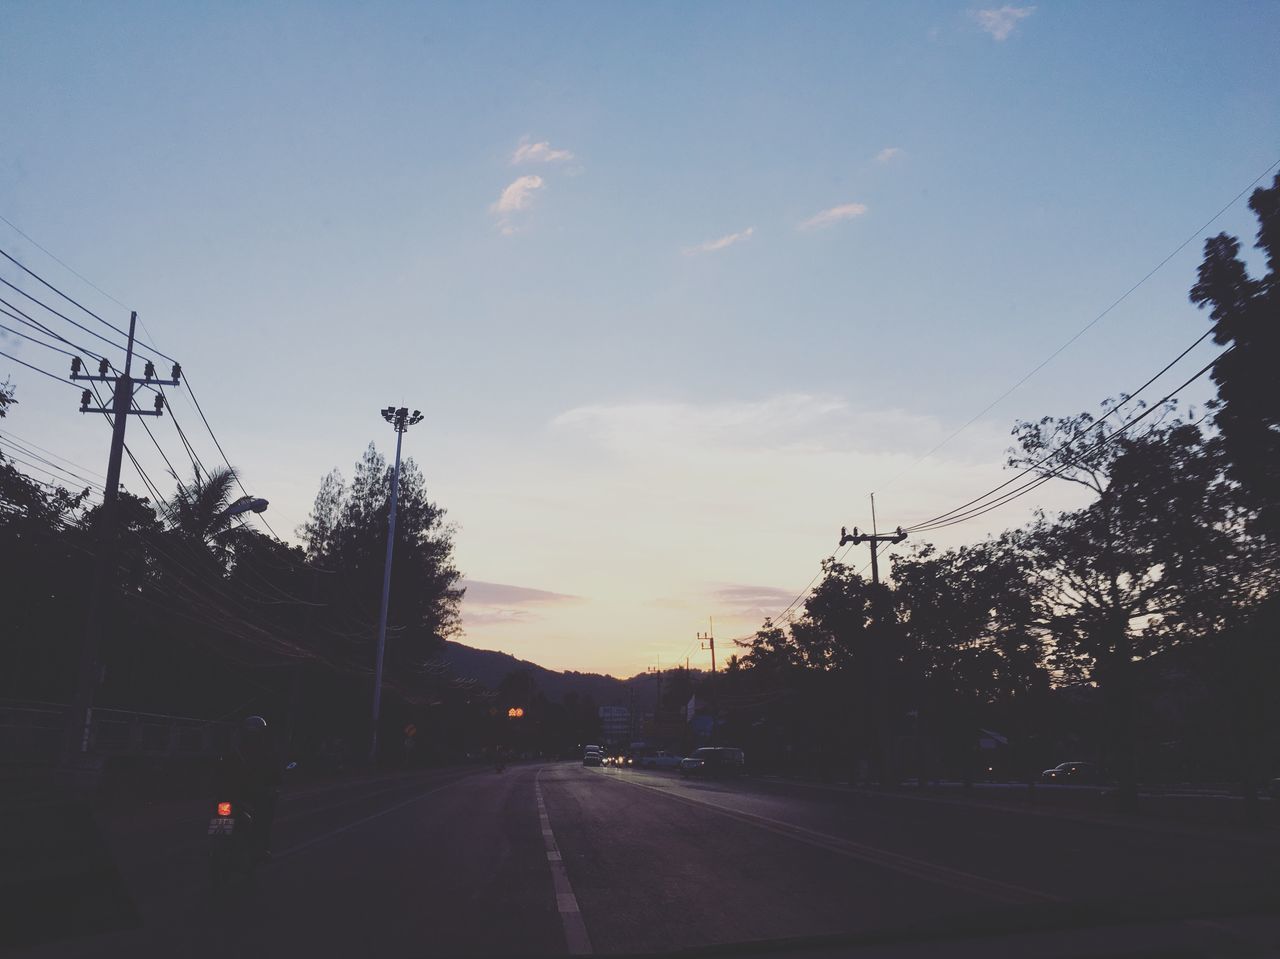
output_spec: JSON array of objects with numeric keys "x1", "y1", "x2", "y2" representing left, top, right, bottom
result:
[{"x1": 536, "y1": 768, "x2": 594, "y2": 956}]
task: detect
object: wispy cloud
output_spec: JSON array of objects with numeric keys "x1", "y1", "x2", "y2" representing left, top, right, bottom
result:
[
  {"x1": 874, "y1": 146, "x2": 903, "y2": 164},
  {"x1": 461, "y1": 579, "x2": 581, "y2": 627},
  {"x1": 511, "y1": 137, "x2": 575, "y2": 165},
  {"x1": 973, "y1": 5, "x2": 1035, "y2": 41},
  {"x1": 682, "y1": 226, "x2": 755, "y2": 256},
  {"x1": 490, "y1": 174, "x2": 544, "y2": 234},
  {"x1": 491, "y1": 175, "x2": 544, "y2": 214},
  {"x1": 712, "y1": 583, "x2": 799, "y2": 621},
  {"x1": 797, "y1": 202, "x2": 868, "y2": 231}
]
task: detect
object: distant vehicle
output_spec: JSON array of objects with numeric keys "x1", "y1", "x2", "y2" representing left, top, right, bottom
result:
[
  {"x1": 582, "y1": 752, "x2": 602, "y2": 767},
  {"x1": 638, "y1": 750, "x2": 683, "y2": 770},
  {"x1": 1041, "y1": 761, "x2": 1101, "y2": 784},
  {"x1": 679, "y1": 747, "x2": 745, "y2": 778}
]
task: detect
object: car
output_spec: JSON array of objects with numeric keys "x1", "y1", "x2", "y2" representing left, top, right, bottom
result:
[
  {"x1": 582, "y1": 752, "x2": 602, "y2": 767},
  {"x1": 679, "y1": 747, "x2": 745, "y2": 778},
  {"x1": 1041, "y1": 761, "x2": 1101, "y2": 784},
  {"x1": 637, "y1": 750, "x2": 684, "y2": 770}
]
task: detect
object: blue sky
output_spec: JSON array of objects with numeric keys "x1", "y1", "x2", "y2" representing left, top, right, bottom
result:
[{"x1": 2, "y1": 1, "x2": 1278, "y2": 676}]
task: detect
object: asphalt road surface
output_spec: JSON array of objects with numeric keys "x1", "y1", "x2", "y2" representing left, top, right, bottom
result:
[{"x1": 14, "y1": 762, "x2": 1280, "y2": 958}]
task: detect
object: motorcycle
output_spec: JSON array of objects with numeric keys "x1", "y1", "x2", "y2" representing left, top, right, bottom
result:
[
  {"x1": 207, "y1": 797, "x2": 263, "y2": 895},
  {"x1": 207, "y1": 761, "x2": 295, "y2": 895}
]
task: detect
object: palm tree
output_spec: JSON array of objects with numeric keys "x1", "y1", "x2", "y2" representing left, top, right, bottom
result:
[{"x1": 166, "y1": 466, "x2": 243, "y2": 543}]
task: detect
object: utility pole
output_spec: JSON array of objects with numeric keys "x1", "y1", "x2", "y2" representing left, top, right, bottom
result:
[
  {"x1": 64, "y1": 312, "x2": 181, "y2": 772},
  {"x1": 839, "y1": 493, "x2": 906, "y2": 585},
  {"x1": 838, "y1": 496, "x2": 907, "y2": 786},
  {"x1": 699, "y1": 618, "x2": 717, "y2": 742},
  {"x1": 369, "y1": 405, "x2": 424, "y2": 765},
  {"x1": 698, "y1": 619, "x2": 716, "y2": 674},
  {"x1": 647, "y1": 661, "x2": 663, "y2": 736}
]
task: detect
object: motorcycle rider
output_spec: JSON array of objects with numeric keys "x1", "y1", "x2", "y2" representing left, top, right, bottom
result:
[{"x1": 215, "y1": 715, "x2": 283, "y2": 860}]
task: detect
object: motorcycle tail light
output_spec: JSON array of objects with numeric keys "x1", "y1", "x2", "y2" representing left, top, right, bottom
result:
[{"x1": 217, "y1": 802, "x2": 232, "y2": 817}]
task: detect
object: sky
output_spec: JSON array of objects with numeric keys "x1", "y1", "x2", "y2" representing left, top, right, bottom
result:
[{"x1": 2, "y1": 1, "x2": 1278, "y2": 678}]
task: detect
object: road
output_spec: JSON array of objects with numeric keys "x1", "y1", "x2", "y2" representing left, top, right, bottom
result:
[{"x1": 13, "y1": 762, "x2": 1280, "y2": 958}]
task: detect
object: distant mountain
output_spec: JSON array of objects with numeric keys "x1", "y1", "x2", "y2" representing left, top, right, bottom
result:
[
  {"x1": 432, "y1": 640, "x2": 703, "y2": 707},
  {"x1": 433, "y1": 641, "x2": 628, "y2": 706}
]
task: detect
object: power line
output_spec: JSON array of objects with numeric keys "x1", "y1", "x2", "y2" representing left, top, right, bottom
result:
[
  {"x1": 0, "y1": 276, "x2": 138, "y2": 359},
  {"x1": 0, "y1": 299, "x2": 106, "y2": 362},
  {"x1": 908, "y1": 352, "x2": 1225, "y2": 534},
  {"x1": 0, "y1": 245, "x2": 176, "y2": 363},
  {"x1": 0, "y1": 437, "x2": 105, "y2": 490},
  {"x1": 182, "y1": 371, "x2": 284, "y2": 542},
  {"x1": 877, "y1": 155, "x2": 1280, "y2": 492},
  {"x1": 0, "y1": 320, "x2": 89, "y2": 361},
  {"x1": 0, "y1": 216, "x2": 130, "y2": 310},
  {"x1": 904, "y1": 327, "x2": 1218, "y2": 534},
  {"x1": 0, "y1": 427, "x2": 106, "y2": 480},
  {"x1": 0, "y1": 349, "x2": 80, "y2": 389}
]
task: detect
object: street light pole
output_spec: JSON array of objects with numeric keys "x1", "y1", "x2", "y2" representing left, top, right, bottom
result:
[{"x1": 369, "y1": 406, "x2": 423, "y2": 765}]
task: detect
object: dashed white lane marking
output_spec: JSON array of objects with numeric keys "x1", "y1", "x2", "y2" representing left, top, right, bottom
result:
[
  {"x1": 602, "y1": 770, "x2": 1058, "y2": 906},
  {"x1": 536, "y1": 768, "x2": 593, "y2": 956}
]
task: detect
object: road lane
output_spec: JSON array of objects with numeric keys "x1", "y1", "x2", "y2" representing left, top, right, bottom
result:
[
  {"x1": 537, "y1": 763, "x2": 995, "y2": 955},
  {"x1": 585, "y1": 765, "x2": 1278, "y2": 904},
  {"x1": 537, "y1": 763, "x2": 1280, "y2": 955},
  {"x1": 14, "y1": 761, "x2": 1280, "y2": 958},
  {"x1": 19, "y1": 764, "x2": 565, "y2": 959}
]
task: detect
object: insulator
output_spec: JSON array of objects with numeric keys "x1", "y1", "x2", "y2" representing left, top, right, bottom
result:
[
  {"x1": 144, "y1": 361, "x2": 156, "y2": 379},
  {"x1": 80, "y1": 390, "x2": 92, "y2": 408},
  {"x1": 154, "y1": 394, "x2": 164, "y2": 413},
  {"x1": 71, "y1": 357, "x2": 82, "y2": 375},
  {"x1": 171, "y1": 363, "x2": 182, "y2": 382},
  {"x1": 97, "y1": 358, "x2": 109, "y2": 376}
]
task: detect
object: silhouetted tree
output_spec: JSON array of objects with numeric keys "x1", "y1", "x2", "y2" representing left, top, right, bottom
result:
[{"x1": 1190, "y1": 173, "x2": 1280, "y2": 541}]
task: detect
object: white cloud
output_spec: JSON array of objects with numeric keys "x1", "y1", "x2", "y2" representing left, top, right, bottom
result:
[
  {"x1": 682, "y1": 226, "x2": 755, "y2": 256},
  {"x1": 490, "y1": 174, "x2": 544, "y2": 234},
  {"x1": 973, "y1": 5, "x2": 1035, "y2": 41},
  {"x1": 491, "y1": 174, "x2": 544, "y2": 214},
  {"x1": 797, "y1": 202, "x2": 868, "y2": 231},
  {"x1": 874, "y1": 147, "x2": 903, "y2": 164},
  {"x1": 511, "y1": 138, "x2": 575, "y2": 165}
]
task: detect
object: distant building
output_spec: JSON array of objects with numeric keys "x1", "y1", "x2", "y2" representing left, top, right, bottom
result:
[{"x1": 598, "y1": 706, "x2": 631, "y2": 746}]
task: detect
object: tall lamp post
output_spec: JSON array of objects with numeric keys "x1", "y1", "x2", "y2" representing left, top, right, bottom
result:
[{"x1": 370, "y1": 406, "x2": 423, "y2": 764}]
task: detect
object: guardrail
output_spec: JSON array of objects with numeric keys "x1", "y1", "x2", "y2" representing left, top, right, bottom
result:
[{"x1": 0, "y1": 700, "x2": 235, "y2": 764}]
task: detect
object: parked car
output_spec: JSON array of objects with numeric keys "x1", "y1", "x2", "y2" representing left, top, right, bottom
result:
[
  {"x1": 679, "y1": 747, "x2": 745, "y2": 778},
  {"x1": 1041, "y1": 761, "x2": 1101, "y2": 784},
  {"x1": 638, "y1": 750, "x2": 684, "y2": 770}
]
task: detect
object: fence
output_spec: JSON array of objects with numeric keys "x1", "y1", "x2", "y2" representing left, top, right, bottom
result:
[{"x1": 0, "y1": 700, "x2": 235, "y2": 764}]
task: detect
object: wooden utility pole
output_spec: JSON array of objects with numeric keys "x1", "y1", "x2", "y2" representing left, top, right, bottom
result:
[{"x1": 64, "y1": 313, "x2": 180, "y2": 774}]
